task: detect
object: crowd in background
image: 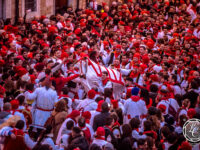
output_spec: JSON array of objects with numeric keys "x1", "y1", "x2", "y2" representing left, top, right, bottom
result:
[{"x1": 0, "y1": 0, "x2": 200, "y2": 150}]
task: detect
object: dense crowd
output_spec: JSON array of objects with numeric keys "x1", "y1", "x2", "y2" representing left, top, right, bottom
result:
[{"x1": 0, "y1": 0, "x2": 200, "y2": 150}]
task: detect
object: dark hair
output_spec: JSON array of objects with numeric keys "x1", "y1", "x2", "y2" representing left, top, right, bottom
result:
[
  {"x1": 78, "y1": 117, "x2": 86, "y2": 128},
  {"x1": 55, "y1": 100, "x2": 66, "y2": 112},
  {"x1": 140, "y1": 88, "x2": 150, "y2": 106},
  {"x1": 66, "y1": 120, "x2": 74, "y2": 130},
  {"x1": 62, "y1": 87, "x2": 69, "y2": 94},
  {"x1": 129, "y1": 118, "x2": 140, "y2": 129},
  {"x1": 105, "y1": 116, "x2": 114, "y2": 126},
  {"x1": 15, "y1": 120, "x2": 25, "y2": 130},
  {"x1": 161, "y1": 126, "x2": 170, "y2": 139},
  {"x1": 144, "y1": 120, "x2": 152, "y2": 131},
  {"x1": 167, "y1": 132, "x2": 177, "y2": 144},
  {"x1": 122, "y1": 124, "x2": 132, "y2": 137},
  {"x1": 32, "y1": 144, "x2": 52, "y2": 150},
  {"x1": 89, "y1": 144, "x2": 101, "y2": 150},
  {"x1": 101, "y1": 102, "x2": 109, "y2": 113},
  {"x1": 191, "y1": 80, "x2": 198, "y2": 89},
  {"x1": 150, "y1": 84, "x2": 158, "y2": 93},
  {"x1": 104, "y1": 88, "x2": 113, "y2": 98},
  {"x1": 72, "y1": 127, "x2": 81, "y2": 134},
  {"x1": 17, "y1": 95, "x2": 25, "y2": 105}
]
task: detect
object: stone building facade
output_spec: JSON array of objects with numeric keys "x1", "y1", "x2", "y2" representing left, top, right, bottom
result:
[{"x1": 0, "y1": 0, "x2": 112, "y2": 23}]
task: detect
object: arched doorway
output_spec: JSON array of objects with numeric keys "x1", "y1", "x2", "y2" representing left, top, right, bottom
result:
[
  {"x1": 55, "y1": 0, "x2": 68, "y2": 15},
  {"x1": 0, "y1": 0, "x2": 6, "y2": 20}
]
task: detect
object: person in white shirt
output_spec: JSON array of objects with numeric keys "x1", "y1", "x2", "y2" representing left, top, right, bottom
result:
[
  {"x1": 76, "y1": 89, "x2": 97, "y2": 112},
  {"x1": 27, "y1": 77, "x2": 57, "y2": 128}
]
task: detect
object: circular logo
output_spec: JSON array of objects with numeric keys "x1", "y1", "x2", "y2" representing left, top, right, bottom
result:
[{"x1": 183, "y1": 119, "x2": 200, "y2": 143}]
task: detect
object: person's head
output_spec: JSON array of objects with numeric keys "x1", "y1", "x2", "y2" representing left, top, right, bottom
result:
[
  {"x1": 144, "y1": 120, "x2": 152, "y2": 131},
  {"x1": 122, "y1": 124, "x2": 132, "y2": 137},
  {"x1": 161, "y1": 126, "x2": 170, "y2": 140},
  {"x1": 32, "y1": 144, "x2": 53, "y2": 150},
  {"x1": 101, "y1": 102, "x2": 109, "y2": 113},
  {"x1": 15, "y1": 120, "x2": 25, "y2": 130},
  {"x1": 104, "y1": 88, "x2": 112, "y2": 98},
  {"x1": 17, "y1": 95, "x2": 25, "y2": 106},
  {"x1": 78, "y1": 117, "x2": 86, "y2": 128},
  {"x1": 131, "y1": 87, "x2": 140, "y2": 96},
  {"x1": 55, "y1": 100, "x2": 66, "y2": 112},
  {"x1": 0, "y1": 115, "x2": 21, "y2": 129},
  {"x1": 167, "y1": 132, "x2": 178, "y2": 144},
  {"x1": 129, "y1": 117, "x2": 140, "y2": 130},
  {"x1": 72, "y1": 127, "x2": 81, "y2": 137},
  {"x1": 3, "y1": 102, "x2": 11, "y2": 111},
  {"x1": 105, "y1": 116, "x2": 114, "y2": 127},
  {"x1": 182, "y1": 99, "x2": 190, "y2": 108},
  {"x1": 102, "y1": 71, "x2": 108, "y2": 80},
  {"x1": 66, "y1": 120, "x2": 74, "y2": 130},
  {"x1": 61, "y1": 87, "x2": 69, "y2": 95},
  {"x1": 137, "y1": 139, "x2": 147, "y2": 149},
  {"x1": 89, "y1": 144, "x2": 101, "y2": 150}
]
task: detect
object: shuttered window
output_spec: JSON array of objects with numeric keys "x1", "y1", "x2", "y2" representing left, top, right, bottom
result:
[{"x1": 25, "y1": 0, "x2": 37, "y2": 12}]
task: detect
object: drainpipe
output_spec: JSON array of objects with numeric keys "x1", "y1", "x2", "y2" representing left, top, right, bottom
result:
[
  {"x1": 76, "y1": 0, "x2": 79, "y2": 9},
  {"x1": 15, "y1": 0, "x2": 19, "y2": 25}
]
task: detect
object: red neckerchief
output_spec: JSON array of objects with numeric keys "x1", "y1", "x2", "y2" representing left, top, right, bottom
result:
[
  {"x1": 177, "y1": 66, "x2": 185, "y2": 75},
  {"x1": 114, "y1": 64, "x2": 120, "y2": 69},
  {"x1": 95, "y1": 136, "x2": 105, "y2": 140},
  {"x1": 131, "y1": 96, "x2": 140, "y2": 102},
  {"x1": 59, "y1": 94, "x2": 69, "y2": 99},
  {"x1": 114, "y1": 51, "x2": 120, "y2": 58},
  {"x1": 130, "y1": 70, "x2": 138, "y2": 78},
  {"x1": 11, "y1": 109, "x2": 20, "y2": 115},
  {"x1": 12, "y1": 128, "x2": 24, "y2": 136},
  {"x1": 102, "y1": 78, "x2": 109, "y2": 86},
  {"x1": 135, "y1": 128, "x2": 139, "y2": 132},
  {"x1": 143, "y1": 130, "x2": 157, "y2": 139},
  {"x1": 113, "y1": 121, "x2": 120, "y2": 127},
  {"x1": 105, "y1": 48, "x2": 110, "y2": 54},
  {"x1": 27, "y1": 90, "x2": 33, "y2": 93},
  {"x1": 147, "y1": 65, "x2": 155, "y2": 73}
]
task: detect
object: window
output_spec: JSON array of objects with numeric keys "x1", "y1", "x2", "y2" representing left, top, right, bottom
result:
[{"x1": 25, "y1": 0, "x2": 37, "y2": 12}]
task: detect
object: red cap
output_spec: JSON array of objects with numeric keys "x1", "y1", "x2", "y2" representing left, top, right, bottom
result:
[
  {"x1": 74, "y1": 28, "x2": 81, "y2": 35},
  {"x1": 158, "y1": 104, "x2": 167, "y2": 113},
  {"x1": 116, "y1": 44, "x2": 122, "y2": 49},
  {"x1": 178, "y1": 141, "x2": 192, "y2": 150},
  {"x1": 88, "y1": 89, "x2": 96, "y2": 99},
  {"x1": 0, "y1": 85, "x2": 5, "y2": 95},
  {"x1": 150, "y1": 74, "x2": 159, "y2": 82},
  {"x1": 96, "y1": 100, "x2": 104, "y2": 112},
  {"x1": 17, "y1": 68, "x2": 27, "y2": 77},
  {"x1": 187, "y1": 108, "x2": 196, "y2": 119},
  {"x1": 68, "y1": 110, "x2": 80, "y2": 119},
  {"x1": 34, "y1": 63, "x2": 45, "y2": 72},
  {"x1": 96, "y1": 127, "x2": 105, "y2": 138},
  {"x1": 82, "y1": 111, "x2": 91, "y2": 120},
  {"x1": 142, "y1": 55, "x2": 149, "y2": 64},
  {"x1": 111, "y1": 100, "x2": 118, "y2": 109},
  {"x1": 10, "y1": 99, "x2": 19, "y2": 110}
]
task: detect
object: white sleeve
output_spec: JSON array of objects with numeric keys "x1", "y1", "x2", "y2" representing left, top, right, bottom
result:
[
  {"x1": 120, "y1": 69, "x2": 131, "y2": 76},
  {"x1": 27, "y1": 88, "x2": 38, "y2": 100},
  {"x1": 24, "y1": 134, "x2": 36, "y2": 149},
  {"x1": 105, "y1": 81, "x2": 112, "y2": 89},
  {"x1": 132, "y1": 130, "x2": 146, "y2": 140}
]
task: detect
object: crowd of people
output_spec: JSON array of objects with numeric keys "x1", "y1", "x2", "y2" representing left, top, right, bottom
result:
[{"x1": 0, "y1": 0, "x2": 200, "y2": 149}]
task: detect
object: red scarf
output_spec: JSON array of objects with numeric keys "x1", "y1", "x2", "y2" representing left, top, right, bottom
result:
[
  {"x1": 131, "y1": 96, "x2": 140, "y2": 102},
  {"x1": 177, "y1": 66, "x2": 184, "y2": 75},
  {"x1": 114, "y1": 51, "x2": 121, "y2": 58},
  {"x1": 102, "y1": 78, "x2": 109, "y2": 86}
]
